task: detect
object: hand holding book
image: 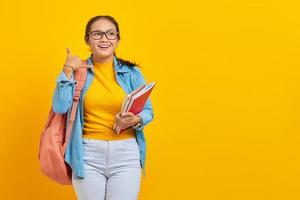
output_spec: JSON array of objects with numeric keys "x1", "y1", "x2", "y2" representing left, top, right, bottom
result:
[
  {"x1": 114, "y1": 82, "x2": 155, "y2": 134},
  {"x1": 114, "y1": 111, "x2": 142, "y2": 131}
]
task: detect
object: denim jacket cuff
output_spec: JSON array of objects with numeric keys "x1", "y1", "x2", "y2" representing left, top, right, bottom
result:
[
  {"x1": 133, "y1": 111, "x2": 152, "y2": 131},
  {"x1": 56, "y1": 70, "x2": 76, "y2": 85}
]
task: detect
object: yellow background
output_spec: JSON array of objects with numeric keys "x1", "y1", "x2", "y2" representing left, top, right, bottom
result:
[{"x1": 0, "y1": 0, "x2": 299, "y2": 199}]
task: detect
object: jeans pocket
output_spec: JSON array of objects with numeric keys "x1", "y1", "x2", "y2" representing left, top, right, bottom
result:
[
  {"x1": 124, "y1": 138, "x2": 138, "y2": 146},
  {"x1": 125, "y1": 139, "x2": 140, "y2": 157}
]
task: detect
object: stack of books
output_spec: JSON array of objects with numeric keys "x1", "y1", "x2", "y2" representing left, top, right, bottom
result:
[{"x1": 113, "y1": 82, "x2": 155, "y2": 134}]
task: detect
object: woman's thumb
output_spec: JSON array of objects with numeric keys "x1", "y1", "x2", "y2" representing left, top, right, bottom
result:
[{"x1": 66, "y1": 48, "x2": 71, "y2": 55}]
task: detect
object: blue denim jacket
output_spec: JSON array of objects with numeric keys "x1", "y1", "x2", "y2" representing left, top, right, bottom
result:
[{"x1": 52, "y1": 54, "x2": 154, "y2": 178}]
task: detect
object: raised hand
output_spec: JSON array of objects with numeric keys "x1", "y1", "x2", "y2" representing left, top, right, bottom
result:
[{"x1": 64, "y1": 48, "x2": 88, "y2": 71}]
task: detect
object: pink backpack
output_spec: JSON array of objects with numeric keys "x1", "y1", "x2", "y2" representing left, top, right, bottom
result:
[{"x1": 38, "y1": 62, "x2": 87, "y2": 185}]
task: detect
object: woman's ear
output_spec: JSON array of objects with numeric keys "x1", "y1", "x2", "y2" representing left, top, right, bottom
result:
[{"x1": 86, "y1": 40, "x2": 91, "y2": 46}]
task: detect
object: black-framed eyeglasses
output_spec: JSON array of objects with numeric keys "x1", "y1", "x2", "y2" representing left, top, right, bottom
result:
[{"x1": 89, "y1": 30, "x2": 119, "y2": 40}]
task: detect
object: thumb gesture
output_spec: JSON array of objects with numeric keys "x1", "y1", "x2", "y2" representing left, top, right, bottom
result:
[{"x1": 64, "y1": 48, "x2": 88, "y2": 71}]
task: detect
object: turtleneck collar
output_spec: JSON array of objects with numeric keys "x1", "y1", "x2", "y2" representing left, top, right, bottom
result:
[{"x1": 93, "y1": 58, "x2": 114, "y2": 68}]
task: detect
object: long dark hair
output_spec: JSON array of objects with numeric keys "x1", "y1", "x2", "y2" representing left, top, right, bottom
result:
[{"x1": 84, "y1": 15, "x2": 140, "y2": 68}]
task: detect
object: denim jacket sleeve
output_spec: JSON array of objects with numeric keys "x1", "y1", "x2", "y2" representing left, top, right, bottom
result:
[
  {"x1": 131, "y1": 67, "x2": 154, "y2": 131},
  {"x1": 52, "y1": 70, "x2": 77, "y2": 114}
]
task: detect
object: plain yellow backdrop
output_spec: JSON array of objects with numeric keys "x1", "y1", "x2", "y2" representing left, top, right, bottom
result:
[{"x1": 0, "y1": 0, "x2": 299, "y2": 199}]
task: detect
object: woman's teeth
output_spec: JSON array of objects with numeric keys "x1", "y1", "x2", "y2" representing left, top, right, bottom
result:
[{"x1": 98, "y1": 45, "x2": 110, "y2": 49}]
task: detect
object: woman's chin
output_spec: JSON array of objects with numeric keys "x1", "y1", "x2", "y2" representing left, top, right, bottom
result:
[{"x1": 93, "y1": 50, "x2": 113, "y2": 58}]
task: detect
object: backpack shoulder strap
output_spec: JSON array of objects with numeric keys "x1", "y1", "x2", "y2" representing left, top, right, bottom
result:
[
  {"x1": 73, "y1": 60, "x2": 88, "y2": 100},
  {"x1": 62, "y1": 60, "x2": 88, "y2": 154}
]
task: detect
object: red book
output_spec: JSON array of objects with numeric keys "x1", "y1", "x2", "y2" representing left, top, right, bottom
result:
[{"x1": 114, "y1": 82, "x2": 155, "y2": 134}]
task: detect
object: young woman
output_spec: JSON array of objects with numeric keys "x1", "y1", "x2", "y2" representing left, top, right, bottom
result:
[{"x1": 52, "y1": 15, "x2": 154, "y2": 200}]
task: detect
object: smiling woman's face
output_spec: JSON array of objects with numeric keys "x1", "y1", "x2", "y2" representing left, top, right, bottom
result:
[{"x1": 87, "y1": 19, "x2": 119, "y2": 62}]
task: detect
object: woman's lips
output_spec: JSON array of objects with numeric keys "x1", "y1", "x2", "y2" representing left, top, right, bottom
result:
[
  {"x1": 98, "y1": 44, "x2": 110, "y2": 49},
  {"x1": 98, "y1": 45, "x2": 110, "y2": 51}
]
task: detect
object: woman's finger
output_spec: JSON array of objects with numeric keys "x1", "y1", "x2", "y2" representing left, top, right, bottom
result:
[
  {"x1": 122, "y1": 118, "x2": 134, "y2": 126},
  {"x1": 121, "y1": 116, "x2": 133, "y2": 122},
  {"x1": 120, "y1": 117, "x2": 130, "y2": 123},
  {"x1": 66, "y1": 48, "x2": 71, "y2": 56},
  {"x1": 124, "y1": 112, "x2": 134, "y2": 116},
  {"x1": 116, "y1": 112, "x2": 122, "y2": 118}
]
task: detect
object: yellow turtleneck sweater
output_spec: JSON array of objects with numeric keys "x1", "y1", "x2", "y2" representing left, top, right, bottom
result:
[{"x1": 82, "y1": 59, "x2": 135, "y2": 140}]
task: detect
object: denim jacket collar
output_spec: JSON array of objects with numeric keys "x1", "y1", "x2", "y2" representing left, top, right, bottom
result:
[{"x1": 86, "y1": 54, "x2": 130, "y2": 73}]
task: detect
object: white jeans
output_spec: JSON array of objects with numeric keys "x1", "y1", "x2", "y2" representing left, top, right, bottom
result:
[{"x1": 72, "y1": 137, "x2": 142, "y2": 200}]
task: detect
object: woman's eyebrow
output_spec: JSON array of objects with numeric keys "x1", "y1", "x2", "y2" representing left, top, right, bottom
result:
[{"x1": 91, "y1": 28, "x2": 115, "y2": 32}]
